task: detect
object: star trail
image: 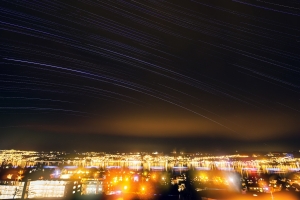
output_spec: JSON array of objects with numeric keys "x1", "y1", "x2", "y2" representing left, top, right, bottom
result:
[{"x1": 1, "y1": 0, "x2": 299, "y2": 152}]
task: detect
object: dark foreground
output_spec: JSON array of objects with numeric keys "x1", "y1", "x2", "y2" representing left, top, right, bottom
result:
[{"x1": 29, "y1": 190, "x2": 300, "y2": 200}]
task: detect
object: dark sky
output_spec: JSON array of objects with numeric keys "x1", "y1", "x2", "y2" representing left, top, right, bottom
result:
[{"x1": 1, "y1": 1, "x2": 300, "y2": 153}]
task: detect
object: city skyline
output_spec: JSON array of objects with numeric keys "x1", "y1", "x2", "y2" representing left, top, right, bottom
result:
[{"x1": 1, "y1": 1, "x2": 300, "y2": 152}]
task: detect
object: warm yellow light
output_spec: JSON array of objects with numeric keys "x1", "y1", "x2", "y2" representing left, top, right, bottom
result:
[
  {"x1": 60, "y1": 174, "x2": 71, "y2": 179},
  {"x1": 6, "y1": 174, "x2": 13, "y2": 179}
]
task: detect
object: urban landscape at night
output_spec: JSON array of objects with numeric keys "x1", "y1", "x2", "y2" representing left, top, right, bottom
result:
[
  {"x1": 1, "y1": 149, "x2": 300, "y2": 199},
  {"x1": 1, "y1": 0, "x2": 300, "y2": 199}
]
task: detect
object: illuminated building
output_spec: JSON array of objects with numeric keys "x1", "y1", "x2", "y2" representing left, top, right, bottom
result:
[
  {"x1": 0, "y1": 166, "x2": 82, "y2": 199},
  {"x1": 0, "y1": 180, "x2": 81, "y2": 199},
  {"x1": 0, "y1": 182, "x2": 24, "y2": 199},
  {"x1": 81, "y1": 178, "x2": 103, "y2": 195},
  {"x1": 27, "y1": 180, "x2": 69, "y2": 198}
]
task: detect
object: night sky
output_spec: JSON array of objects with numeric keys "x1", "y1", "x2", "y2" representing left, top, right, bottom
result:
[{"x1": 1, "y1": 1, "x2": 300, "y2": 153}]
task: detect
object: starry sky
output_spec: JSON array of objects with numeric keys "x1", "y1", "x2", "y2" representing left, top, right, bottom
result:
[{"x1": 1, "y1": 1, "x2": 300, "y2": 153}]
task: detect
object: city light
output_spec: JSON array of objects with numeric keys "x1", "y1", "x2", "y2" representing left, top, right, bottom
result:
[{"x1": 1, "y1": 149, "x2": 300, "y2": 199}]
